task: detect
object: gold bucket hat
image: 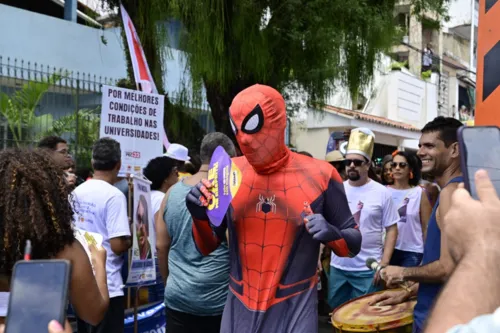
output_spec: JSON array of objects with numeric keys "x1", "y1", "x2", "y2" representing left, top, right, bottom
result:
[{"x1": 346, "y1": 128, "x2": 375, "y2": 160}]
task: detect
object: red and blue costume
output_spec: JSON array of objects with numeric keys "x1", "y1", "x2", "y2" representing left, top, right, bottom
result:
[{"x1": 186, "y1": 84, "x2": 361, "y2": 332}]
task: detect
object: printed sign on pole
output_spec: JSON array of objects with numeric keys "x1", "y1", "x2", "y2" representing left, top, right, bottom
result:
[
  {"x1": 127, "y1": 176, "x2": 157, "y2": 287},
  {"x1": 100, "y1": 85, "x2": 164, "y2": 176}
]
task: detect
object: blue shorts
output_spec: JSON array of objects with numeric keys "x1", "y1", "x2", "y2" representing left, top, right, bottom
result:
[{"x1": 327, "y1": 266, "x2": 381, "y2": 310}]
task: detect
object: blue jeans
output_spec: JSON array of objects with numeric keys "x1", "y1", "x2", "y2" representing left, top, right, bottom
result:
[
  {"x1": 390, "y1": 249, "x2": 423, "y2": 267},
  {"x1": 327, "y1": 266, "x2": 381, "y2": 310}
]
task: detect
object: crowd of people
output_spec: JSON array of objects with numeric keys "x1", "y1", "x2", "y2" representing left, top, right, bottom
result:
[{"x1": 0, "y1": 84, "x2": 498, "y2": 333}]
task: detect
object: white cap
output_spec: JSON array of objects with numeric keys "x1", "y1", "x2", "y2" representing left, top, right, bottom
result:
[{"x1": 164, "y1": 143, "x2": 190, "y2": 162}]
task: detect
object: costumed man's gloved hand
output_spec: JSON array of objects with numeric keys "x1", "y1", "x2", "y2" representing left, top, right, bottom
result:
[
  {"x1": 186, "y1": 179, "x2": 213, "y2": 221},
  {"x1": 304, "y1": 214, "x2": 341, "y2": 242},
  {"x1": 186, "y1": 179, "x2": 227, "y2": 240}
]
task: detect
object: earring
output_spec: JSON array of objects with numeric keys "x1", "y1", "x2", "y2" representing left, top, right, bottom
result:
[{"x1": 410, "y1": 171, "x2": 414, "y2": 179}]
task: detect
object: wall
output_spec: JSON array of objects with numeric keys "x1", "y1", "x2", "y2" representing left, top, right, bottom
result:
[
  {"x1": 408, "y1": 13, "x2": 422, "y2": 74},
  {"x1": 292, "y1": 121, "x2": 419, "y2": 159},
  {"x1": 325, "y1": 55, "x2": 392, "y2": 111},
  {"x1": 444, "y1": 0, "x2": 478, "y2": 29},
  {"x1": 0, "y1": 4, "x2": 198, "y2": 97},
  {"x1": 365, "y1": 71, "x2": 437, "y2": 128},
  {"x1": 292, "y1": 125, "x2": 330, "y2": 159},
  {"x1": 0, "y1": 4, "x2": 125, "y2": 80},
  {"x1": 442, "y1": 33, "x2": 471, "y2": 65}
]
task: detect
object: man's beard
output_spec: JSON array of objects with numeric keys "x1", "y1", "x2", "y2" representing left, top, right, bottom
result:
[{"x1": 348, "y1": 169, "x2": 361, "y2": 181}]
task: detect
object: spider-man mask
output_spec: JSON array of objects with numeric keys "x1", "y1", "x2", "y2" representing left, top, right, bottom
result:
[{"x1": 229, "y1": 84, "x2": 290, "y2": 174}]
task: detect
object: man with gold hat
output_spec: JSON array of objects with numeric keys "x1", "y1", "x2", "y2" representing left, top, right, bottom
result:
[{"x1": 327, "y1": 128, "x2": 399, "y2": 310}]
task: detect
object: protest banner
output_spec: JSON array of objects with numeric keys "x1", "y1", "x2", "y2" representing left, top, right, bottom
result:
[
  {"x1": 100, "y1": 85, "x2": 164, "y2": 176},
  {"x1": 127, "y1": 176, "x2": 156, "y2": 287},
  {"x1": 206, "y1": 146, "x2": 242, "y2": 226}
]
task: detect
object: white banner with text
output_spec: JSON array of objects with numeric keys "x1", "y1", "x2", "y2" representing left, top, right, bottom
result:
[{"x1": 100, "y1": 85, "x2": 164, "y2": 176}]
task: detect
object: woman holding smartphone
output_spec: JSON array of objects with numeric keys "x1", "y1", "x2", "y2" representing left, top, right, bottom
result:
[{"x1": 0, "y1": 149, "x2": 109, "y2": 326}]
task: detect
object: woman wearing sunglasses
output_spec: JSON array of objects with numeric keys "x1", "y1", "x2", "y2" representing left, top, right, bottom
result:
[{"x1": 387, "y1": 151, "x2": 434, "y2": 267}]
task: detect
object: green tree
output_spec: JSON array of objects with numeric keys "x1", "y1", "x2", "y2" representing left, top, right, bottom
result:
[
  {"x1": 0, "y1": 74, "x2": 63, "y2": 147},
  {"x1": 103, "y1": 0, "x2": 448, "y2": 140}
]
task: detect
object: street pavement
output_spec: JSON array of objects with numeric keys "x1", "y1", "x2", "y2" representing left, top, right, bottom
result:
[{"x1": 319, "y1": 315, "x2": 332, "y2": 333}]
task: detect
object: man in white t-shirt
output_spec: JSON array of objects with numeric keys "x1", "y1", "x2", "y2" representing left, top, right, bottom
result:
[
  {"x1": 72, "y1": 137, "x2": 132, "y2": 333},
  {"x1": 328, "y1": 128, "x2": 399, "y2": 310},
  {"x1": 143, "y1": 156, "x2": 179, "y2": 219}
]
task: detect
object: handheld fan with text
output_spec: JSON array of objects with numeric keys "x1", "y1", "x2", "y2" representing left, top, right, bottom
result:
[{"x1": 206, "y1": 146, "x2": 242, "y2": 226}]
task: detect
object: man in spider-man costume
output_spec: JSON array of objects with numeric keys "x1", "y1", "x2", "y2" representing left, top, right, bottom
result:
[{"x1": 186, "y1": 84, "x2": 362, "y2": 332}]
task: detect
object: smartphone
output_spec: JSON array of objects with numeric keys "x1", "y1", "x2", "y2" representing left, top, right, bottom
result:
[
  {"x1": 5, "y1": 260, "x2": 71, "y2": 333},
  {"x1": 458, "y1": 126, "x2": 500, "y2": 199}
]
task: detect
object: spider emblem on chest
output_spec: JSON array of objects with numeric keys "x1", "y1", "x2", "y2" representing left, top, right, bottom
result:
[{"x1": 256, "y1": 194, "x2": 276, "y2": 214}]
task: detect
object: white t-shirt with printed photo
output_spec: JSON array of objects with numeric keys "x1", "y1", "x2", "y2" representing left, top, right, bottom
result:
[
  {"x1": 72, "y1": 179, "x2": 130, "y2": 298},
  {"x1": 387, "y1": 186, "x2": 424, "y2": 253},
  {"x1": 331, "y1": 180, "x2": 399, "y2": 271},
  {"x1": 150, "y1": 190, "x2": 165, "y2": 216}
]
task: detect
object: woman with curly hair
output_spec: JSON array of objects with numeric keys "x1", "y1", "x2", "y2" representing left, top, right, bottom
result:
[{"x1": 0, "y1": 148, "x2": 109, "y2": 325}]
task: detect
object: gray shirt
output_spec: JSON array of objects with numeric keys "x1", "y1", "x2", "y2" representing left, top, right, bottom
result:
[{"x1": 163, "y1": 181, "x2": 230, "y2": 315}]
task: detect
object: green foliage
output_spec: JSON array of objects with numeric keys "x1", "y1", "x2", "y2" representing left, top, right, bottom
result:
[
  {"x1": 163, "y1": 96, "x2": 206, "y2": 153},
  {"x1": 102, "y1": 0, "x2": 449, "y2": 138},
  {"x1": 421, "y1": 70, "x2": 432, "y2": 80},
  {"x1": 390, "y1": 60, "x2": 409, "y2": 70},
  {"x1": 421, "y1": 16, "x2": 441, "y2": 30},
  {"x1": 167, "y1": 0, "x2": 448, "y2": 106},
  {"x1": 0, "y1": 74, "x2": 63, "y2": 147}
]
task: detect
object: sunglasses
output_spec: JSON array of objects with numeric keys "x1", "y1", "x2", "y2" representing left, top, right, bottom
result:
[
  {"x1": 390, "y1": 162, "x2": 408, "y2": 169},
  {"x1": 344, "y1": 159, "x2": 366, "y2": 167}
]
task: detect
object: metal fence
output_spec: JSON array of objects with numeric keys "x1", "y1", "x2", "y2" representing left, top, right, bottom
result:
[{"x1": 0, "y1": 56, "x2": 214, "y2": 168}]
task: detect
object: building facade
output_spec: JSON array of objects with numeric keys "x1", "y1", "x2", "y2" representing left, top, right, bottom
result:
[{"x1": 292, "y1": 0, "x2": 477, "y2": 160}]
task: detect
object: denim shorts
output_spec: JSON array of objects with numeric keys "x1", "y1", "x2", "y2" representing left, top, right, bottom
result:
[{"x1": 390, "y1": 249, "x2": 423, "y2": 267}]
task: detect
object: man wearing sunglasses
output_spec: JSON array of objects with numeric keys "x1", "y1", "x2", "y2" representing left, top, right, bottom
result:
[{"x1": 328, "y1": 128, "x2": 399, "y2": 310}]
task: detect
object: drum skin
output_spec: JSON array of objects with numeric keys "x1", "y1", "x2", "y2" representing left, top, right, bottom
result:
[{"x1": 331, "y1": 290, "x2": 416, "y2": 332}]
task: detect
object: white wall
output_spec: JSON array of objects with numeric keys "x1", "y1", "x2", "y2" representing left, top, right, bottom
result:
[
  {"x1": 0, "y1": 4, "x2": 196, "y2": 97},
  {"x1": 444, "y1": 0, "x2": 478, "y2": 29},
  {"x1": 325, "y1": 55, "x2": 393, "y2": 110},
  {"x1": 0, "y1": 4, "x2": 126, "y2": 81},
  {"x1": 292, "y1": 126, "x2": 330, "y2": 159},
  {"x1": 379, "y1": 71, "x2": 437, "y2": 129}
]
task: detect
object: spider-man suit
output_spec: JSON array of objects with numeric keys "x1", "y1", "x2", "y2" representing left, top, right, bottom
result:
[{"x1": 186, "y1": 84, "x2": 361, "y2": 333}]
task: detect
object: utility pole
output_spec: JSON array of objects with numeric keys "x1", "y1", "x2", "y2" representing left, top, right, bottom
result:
[{"x1": 475, "y1": 0, "x2": 500, "y2": 126}]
